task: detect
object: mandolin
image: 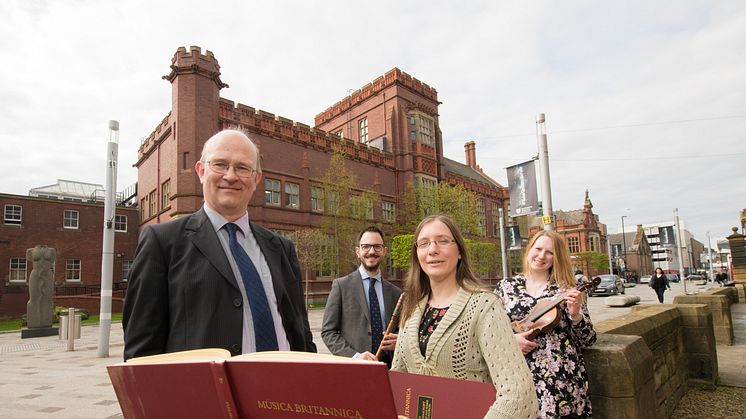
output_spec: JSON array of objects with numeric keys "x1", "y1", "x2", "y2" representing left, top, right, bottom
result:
[{"x1": 511, "y1": 277, "x2": 600, "y2": 340}]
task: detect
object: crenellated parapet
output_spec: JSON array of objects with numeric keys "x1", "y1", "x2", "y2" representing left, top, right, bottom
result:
[
  {"x1": 136, "y1": 112, "x2": 173, "y2": 164},
  {"x1": 314, "y1": 68, "x2": 438, "y2": 125},
  {"x1": 445, "y1": 172, "x2": 508, "y2": 200},
  {"x1": 218, "y1": 98, "x2": 395, "y2": 168},
  {"x1": 162, "y1": 46, "x2": 228, "y2": 89}
]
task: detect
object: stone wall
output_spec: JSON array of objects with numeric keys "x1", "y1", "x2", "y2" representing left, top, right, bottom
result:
[{"x1": 672, "y1": 293, "x2": 733, "y2": 345}]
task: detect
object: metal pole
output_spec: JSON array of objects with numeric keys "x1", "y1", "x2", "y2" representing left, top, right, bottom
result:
[
  {"x1": 621, "y1": 216, "x2": 627, "y2": 274},
  {"x1": 536, "y1": 113, "x2": 554, "y2": 231},
  {"x1": 606, "y1": 238, "x2": 613, "y2": 275},
  {"x1": 674, "y1": 208, "x2": 687, "y2": 294},
  {"x1": 97, "y1": 120, "x2": 119, "y2": 357},
  {"x1": 498, "y1": 208, "x2": 509, "y2": 280}
]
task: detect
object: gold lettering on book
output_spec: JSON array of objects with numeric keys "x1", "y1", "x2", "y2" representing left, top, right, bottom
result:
[
  {"x1": 257, "y1": 400, "x2": 362, "y2": 418},
  {"x1": 404, "y1": 388, "x2": 411, "y2": 417}
]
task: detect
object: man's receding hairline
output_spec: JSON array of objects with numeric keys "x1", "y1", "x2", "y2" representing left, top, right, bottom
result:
[{"x1": 200, "y1": 130, "x2": 260, "y2": 168}]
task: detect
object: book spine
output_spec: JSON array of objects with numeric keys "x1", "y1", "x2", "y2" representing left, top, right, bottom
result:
[{"x1": 210, "y1": 362, "x2": 238, "y2": 419}]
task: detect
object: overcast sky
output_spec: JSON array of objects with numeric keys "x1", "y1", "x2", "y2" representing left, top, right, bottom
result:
[{"x1": 1, "y1": 1, "x2": 744, "y2": 244}]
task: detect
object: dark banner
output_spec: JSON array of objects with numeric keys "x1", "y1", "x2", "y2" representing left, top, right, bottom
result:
[
  {"x1": 507, "y1": 226, "x2": 521, "y2": 250},
  {"x1": 506, "y1": 160, "x2": 539, "y2": 217},
  {"x1": 611, "y1": 244, "x2": 623, "y2": 258},
  {"x1": 659, "y1": 226, "x2": 676, "y2": 246}
]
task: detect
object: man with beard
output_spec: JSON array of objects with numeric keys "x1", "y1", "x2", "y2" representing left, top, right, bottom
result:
[{"x1": 322, "y1": 226, "x2": 402, "y2": 366}]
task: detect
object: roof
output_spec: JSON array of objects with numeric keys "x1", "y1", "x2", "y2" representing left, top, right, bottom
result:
[
  {"x1": 29, "y1": 179, "x2": 104, "y2": 202},
  {"x1": 442, "y1": 157, "x2": 503, "y2": 188},
  {"x1": 607, "y1": 232, "x2": 638, "y2": 250}
]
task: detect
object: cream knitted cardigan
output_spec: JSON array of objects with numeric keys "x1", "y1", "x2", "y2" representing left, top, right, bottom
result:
[{"x1": 391, "y1": 287, "x2": 539, "y2": 419}]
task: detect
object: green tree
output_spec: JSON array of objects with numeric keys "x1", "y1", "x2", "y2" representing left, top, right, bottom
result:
[
  {"x1": 573, "y1": 251, "x2": 610, "y2": 276},
  {"x1": 319, "y1": 152, "x2": 381, "y2": 276},
  {"x1": 397, "y1": 181, "x2": 481, "y2": 236},
  {"x1": 286, "y1": 228, "x2": 327, "y2": 306},
  {"x1": 466, "y1": 240, "x2": 498, "y2": 277},
  {"x1": 391, "y1": 234, "x2": 414, "y2": 270}
]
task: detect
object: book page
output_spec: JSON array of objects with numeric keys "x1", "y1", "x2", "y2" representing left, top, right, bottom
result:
[
  {"x1": 124, "y1": 348, "x2": 232, "y2": 365},
  {"x1": 231, "y1": 351, "x2": 382, "y2": 364}
]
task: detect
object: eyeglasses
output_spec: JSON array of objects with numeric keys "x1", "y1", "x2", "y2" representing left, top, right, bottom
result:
[
  {"x1": 415, "y1": 238, "x2": 456, "y2": 250},
  {"x1": 358, "y1": 244, "x2": 384, "y2": 252},
  {"x1": 204, "y1": 160, "x2": 257, "y2": 178}
]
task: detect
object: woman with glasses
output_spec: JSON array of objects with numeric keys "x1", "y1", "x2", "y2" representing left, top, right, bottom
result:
[
  {"x1": 391, "y1": 215, "x2": 538, "y2": 418},
  {"x1": 495, "y1": 231, "x2": 596, "y2": 418}
]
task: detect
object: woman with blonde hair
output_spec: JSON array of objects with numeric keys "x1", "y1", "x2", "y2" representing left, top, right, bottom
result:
[
  {"x1": 391, "y1": 215, "x2": 538, "y2": 419},
  {"x1": 495, "y1": 230, "x2": 597, "y2": 418}
]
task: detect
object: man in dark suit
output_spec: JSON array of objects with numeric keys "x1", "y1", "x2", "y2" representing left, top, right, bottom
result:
[
  {"x1": 322, "y1": 226, "x2": 402, "y2": 365},
  {"x1": 123, "y1": 129, "x2": 316, "y2": 360}
]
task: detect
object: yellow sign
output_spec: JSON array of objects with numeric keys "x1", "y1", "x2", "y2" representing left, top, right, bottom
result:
[{"x1": 542, "y1": 215, "x2": 552, "y2": 225}]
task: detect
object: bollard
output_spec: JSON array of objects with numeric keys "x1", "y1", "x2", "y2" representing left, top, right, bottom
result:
[{"x1": 59, "y1": 307, "x2": 81, "y2": 351}]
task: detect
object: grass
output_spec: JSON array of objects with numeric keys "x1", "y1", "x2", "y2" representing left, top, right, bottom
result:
[{"x1": 0, "y1": 313, "x2": 123, "y2": 332}]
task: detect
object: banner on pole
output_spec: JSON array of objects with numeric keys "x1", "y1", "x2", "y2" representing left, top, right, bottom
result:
[
  {"x1": 659, "y1": 226, "x2": 676, "y2": 246},
  {"x1": 507, "y1": 226, "x2": 521, "y2": 250},
  {"x1": 506, "y1": 160, "x2": 539, "y2": 217},
  {"x1": 611, "y1": 244, "x2": 623, "y2": 258}
]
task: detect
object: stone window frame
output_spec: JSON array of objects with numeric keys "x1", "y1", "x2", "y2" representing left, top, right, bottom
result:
[
  {"x1": 65, "y1": 259, "x2": 82, "y2": 282},
  {"x1": 148, "y1": 190, "x2": 157, "y2": 218},
  {"x1": 114, "y1": 215, "x2": 127, "y2": 232},
  {"x1": 311, "y1": 186, "x2": 324, "y2": 213},
  {"x1": 382, "y1": 201, "x2": 396, "y2": 223},
  {"x1": 408, "y1": 112, "x2": 435, "y2": 147},
  {"x1": 63, "y1": 209, "x2": 79, "y2": 229},
  {"x1": 476, "y1": 199, "x2": 486, "y2": 236},
  {"x1": 4, "y1": 204, "x2": 22, "y2": 225},
  {"x1": 358, "y1": 117, "x2": 368, "y2": 143},
  {"x1": 491, "y1": 202, "x2": 501, "y2": 237},
  {"x1": 284, "y1": 182, "x2": 300, "y2": 209},
  {"x1": 265, "y1": 178, "x2": 281, "y2": 206},
  {"x1": 9, "y1": 257, "x2": 27, "y2": 283},
  {"x1": 161, "y1": 179, "x2": 171, "y2": 210},
  {"x1": 568, "y1": 236, "x2": 580, "y2": 253}
]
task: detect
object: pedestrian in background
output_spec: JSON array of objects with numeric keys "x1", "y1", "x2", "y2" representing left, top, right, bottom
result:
[{"x1": 649, "y1": 267, "x2": 670, "y2": 303}]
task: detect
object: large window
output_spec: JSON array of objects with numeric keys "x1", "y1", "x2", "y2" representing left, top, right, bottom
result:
[
  {"x1": 9, "y1": 258, "x2": 27, "y2": 282},
  {"x1": 568, "y1": 237, "x2": 580, "y2": 253},
  {"x1": 285, "y1": 182, "x2": 300, "y2": 209},
  {"x1": 492, "y1": 202, "x2": 501, "y2": 237},
  {"x1": 590, "y1": 236, "x2": 600, "y2": 252},
  {"x1": 311, "y1": 187, "x2": 324, "y2": 213},
  {"x1": 140, "y1": 198, "x2": 146, "y2": 221},
  {"x1": 122, "y1": 260, "x2": 133, "y2": 281},
  {"x1": 114, "y1": 215, "x2": 127, "y2": 232},
  {"x1": 161, "y1": 179, "x2": 171, "y2": 210},
  {"x1": 358, "y1": 118, "x2": 368, "y2": 143},
  {"x1": 327, "y1": 191, "x2": 340, "y2": 215},
  {"x1": 408, "y1": 113, "x2": 435, "y2": 146},
  {"x1": 476, "y1": 199, "x2": 486, "y2": 236},
  {"x1": 148, "y1": 190, "x2": 157, "y2": 217},
  {"x1": 382, "y1": 202, "x2": 395, "y2": 223},
  {"x1": 4, "y1": 204, "x2": 22, "y2": 225},
  {"x1": 265, "y1": 179, "x2": 280, "y2": 206},
  {"x1": 65, "y1": 259, "x2": 81, "y2": 282},
  {"x1": 63, "y1": 210, "x2": 79, "y2": 229}
]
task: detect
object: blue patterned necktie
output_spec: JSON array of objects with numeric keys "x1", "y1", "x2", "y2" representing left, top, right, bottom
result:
[
  {"x1": 224, "y1": 223, "x2": 278, "y2": 352},
  {"x1": 368, "y1": 277, "x2": 384, "y2": 353}
]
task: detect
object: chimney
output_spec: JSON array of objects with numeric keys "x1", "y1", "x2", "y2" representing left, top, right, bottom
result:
[{"x1": 464, "y1": 141, "x2": 477, "y2": 169}]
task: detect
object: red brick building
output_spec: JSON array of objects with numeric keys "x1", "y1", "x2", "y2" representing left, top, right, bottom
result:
[
  {"x1": 135, "y1": 46, "x2": 509, "y2": 264},
  {"x1": 0, "y1": 191, "x2": 138, "y2": 319}
]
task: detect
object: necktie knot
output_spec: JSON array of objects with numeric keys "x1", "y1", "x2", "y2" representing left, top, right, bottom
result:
[{"x1": 225, "y1": 222, "x2": 239, "y2": 239}]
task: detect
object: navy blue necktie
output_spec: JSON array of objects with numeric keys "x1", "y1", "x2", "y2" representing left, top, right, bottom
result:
[
  {"x1": 225, "y1": 223, "x2": 278, "y2": 352},
  {"x1": 368, "y1": 277, "x2": 384, "y2": 353}
]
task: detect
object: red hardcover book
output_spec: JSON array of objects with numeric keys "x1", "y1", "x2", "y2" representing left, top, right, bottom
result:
[
  {"x1": 224, "y1": 352, "x2": 399, "y2": 418},
  {"x1": 388, "y1": 370, "x2": 496, "y2": 419},
  {"x1": 107, "y1": 349, "x2": 237, "y2": 419}
]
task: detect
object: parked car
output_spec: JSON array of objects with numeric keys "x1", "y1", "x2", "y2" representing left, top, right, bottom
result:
[
  {"x1": 589, "y1": 274, "x2": 625, "y2": 296},
  {"x1": 640, "y1": 275, "x2": 652, "y2": 284},
  {"x1": 685, "y1": 274, "x2": 704, "y2": 282},
  {"x1": 666, "y1": 274, "x2": 680, "y2": 283}
]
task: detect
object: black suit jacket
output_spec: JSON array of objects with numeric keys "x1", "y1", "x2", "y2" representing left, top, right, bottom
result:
[
  {"x1": 122, "y1": 209, "x2": 316, "y2": 360},
  {"x1": 321, "y1": 270, "x2": 402, "y2": 364}
]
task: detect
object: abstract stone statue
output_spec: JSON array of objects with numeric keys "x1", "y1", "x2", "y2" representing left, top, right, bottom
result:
[{"x1": 26, "y1": 245, "x2": 56, "y2": 328}]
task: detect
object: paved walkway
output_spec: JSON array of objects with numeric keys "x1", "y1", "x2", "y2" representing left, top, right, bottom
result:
[{"x1": 1, "y1": 288, "x2": 744, "y2": 418}]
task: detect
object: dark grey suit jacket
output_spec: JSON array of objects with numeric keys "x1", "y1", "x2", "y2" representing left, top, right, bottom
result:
[
  {"x1": 122, "y1": 208, "x2": 316, "y2": 360},
  {"x1": 321, "y1": 269, "x2": 402, "y2": 359}
]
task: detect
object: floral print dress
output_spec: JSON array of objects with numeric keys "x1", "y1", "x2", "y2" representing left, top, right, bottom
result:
[{"x1": 496, "y1": 275, "x2": 596, "y2": 418}]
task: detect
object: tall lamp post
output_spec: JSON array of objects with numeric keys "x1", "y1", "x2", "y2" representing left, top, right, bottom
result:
[
  {"x1": 621, "y1": 216, "x2": 627, "y2": 277},
  {"x1": 97, "y1": 120, "x2": 119, "y2": 357}
]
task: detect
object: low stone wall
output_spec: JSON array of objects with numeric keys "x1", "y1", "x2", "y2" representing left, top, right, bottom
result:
[
  {"x1": 592, "y1": 305, "x2": 690, "y2": 418},
  {"x1": 672, "y1": 293, "x2": 733, "y2": 345},
  {"x1": 701, "y1": 286, "x2": 739, "y2": 304}
]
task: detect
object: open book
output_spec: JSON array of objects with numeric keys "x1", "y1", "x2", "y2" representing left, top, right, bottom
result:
[{"x1": 108, "y1": 349, "x2": 495, "y2": 419}]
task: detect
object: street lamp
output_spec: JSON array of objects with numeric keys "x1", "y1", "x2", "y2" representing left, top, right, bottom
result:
[{"x1": 621, "y1": 216, "x2": 627, "y2": 277}]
